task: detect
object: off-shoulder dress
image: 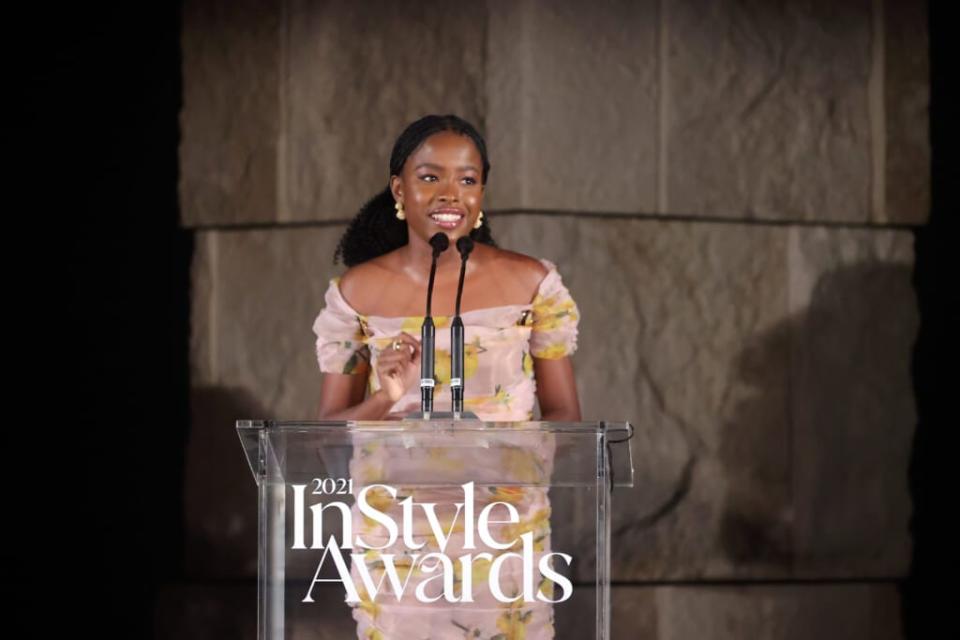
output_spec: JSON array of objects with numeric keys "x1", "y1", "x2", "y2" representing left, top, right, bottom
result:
[{"x1": 311, "y1": 258, "x2": 580, "y2": 639}]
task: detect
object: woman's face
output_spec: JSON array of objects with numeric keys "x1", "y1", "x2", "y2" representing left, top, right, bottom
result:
[{"x1": 391, "y1": 131, "x2": 484, "y2": 245}]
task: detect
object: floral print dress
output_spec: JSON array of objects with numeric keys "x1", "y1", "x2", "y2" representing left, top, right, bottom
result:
[{"x1": 312, "y1": 258, "x2": 579, "y2": 639}]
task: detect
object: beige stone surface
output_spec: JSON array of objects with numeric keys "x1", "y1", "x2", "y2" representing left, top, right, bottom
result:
[
  {"x1": 493, "y1": 214, "x2": 915, "y2": 579},
  {"x1": 788, "y1": 227, "x2": 916, "y2": 577},
  {"x1": 665, "y1": 0, "x2": 874, "y2": 222},
  {"x1": 568, "y1": 583, "x2": 901, "y2": 639},
  {"x1": 884, "y1": 0, "x2": 930, "y2": 224},
  {"x1": 558, "y1": 586, "x2": 659, "y2": 639},
  {"x1": 484, "y1": 0, "x2": 659, "y2": 213},
  {"x1": 496, "y1": 214, "x2": 790, "y2": 580},
  {"x1": 654, "y1": 583, "x2": 902, "y2": 640},
  {"x1": 186, "y1": 226, "x2": 346, "y2": 577},
  {"x1": 154, "y1": 581, "x2": 901, "y2": 640},
  {"x1": 187, "y1": 214, "x2": 915, "y2": 580},
  {"x1": 284, "y1": 0, "x2": 486, "y2": 221},
  {"x1": 180, "y1": 0, "x2": 281, "y2": 226},
  {"x1": 190, "y1": 227, "x2": 345, "y2": 415},
  {"x1": 180, "y1": 0, "x2": 928, "y2": 227}
]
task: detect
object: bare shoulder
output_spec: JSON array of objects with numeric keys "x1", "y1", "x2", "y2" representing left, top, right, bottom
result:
[
  {"x1": 338, "y1": 253, "x2": 398, "y2": 313},
  {"x1": 480, "y1": 245, "x2": 550, "y2": 299}
]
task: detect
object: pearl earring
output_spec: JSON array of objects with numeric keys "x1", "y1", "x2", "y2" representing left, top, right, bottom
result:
[
  {"x1": 474, "y1": 211, "x2": 484, "y2": 229},
  {"x1": 395, "y1": 201, "x2": 405, "y2": 220}
]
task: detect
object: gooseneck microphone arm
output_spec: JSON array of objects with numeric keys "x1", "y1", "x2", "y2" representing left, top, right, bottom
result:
[
  {"x1": 451, "y1": 236, "x2": 474, "y2": 414},
  {"x1": 420, "y1": 233, "x2": 449, "y2": 415}
]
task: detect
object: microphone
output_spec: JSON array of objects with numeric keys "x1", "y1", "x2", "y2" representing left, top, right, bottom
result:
[
  {"x1": 451, "y1": 236, "x2": 474, "y2": 414},
  {"x1": 420, "y1": 233, "x2": 449, "y2": 415}
]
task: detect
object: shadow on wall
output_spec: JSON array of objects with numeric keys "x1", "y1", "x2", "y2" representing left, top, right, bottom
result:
[
  {"x1": 719, "y1": 262, "x2": 917, "y2": 575},
  {"x1": 159, "y1": 388, "x2": 362, "y2": 639},
  {"x1": 184, "y1": 386, "x2": 270, "y2": 580}
]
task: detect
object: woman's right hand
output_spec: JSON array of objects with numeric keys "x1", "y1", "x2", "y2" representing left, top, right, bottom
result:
[{"x1": 375, "y1": 332, "x2": 422, "y2": 402}]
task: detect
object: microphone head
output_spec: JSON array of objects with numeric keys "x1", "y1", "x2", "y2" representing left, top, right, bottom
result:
[
  {"x1": 456, "y1": 235, "x2": 475, "y2": 259},
  {"x1": 429, "y1": 233, "x2": 450, "y2": 256}
]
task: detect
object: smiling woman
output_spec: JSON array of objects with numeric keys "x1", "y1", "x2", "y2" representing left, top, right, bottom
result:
[
  {"x1": 312, "y1": 115, "x2": 580, "y2": 639},
  {"x1": 316, "y1": 115, "x2": 582, "y2": 424}
]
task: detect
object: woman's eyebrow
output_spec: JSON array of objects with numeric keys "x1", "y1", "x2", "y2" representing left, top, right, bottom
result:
[{"x1": 414, "y1": 162, "x2": 480, "y2": 172}]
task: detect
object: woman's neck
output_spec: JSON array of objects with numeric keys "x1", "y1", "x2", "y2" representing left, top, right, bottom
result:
[{"x1": 399, "y1": 237, "x2": 480, "y2": 283}]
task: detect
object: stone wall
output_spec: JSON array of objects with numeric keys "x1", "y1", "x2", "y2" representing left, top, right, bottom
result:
[{"x1": 176, "y1": 1, "x2": 927, "y2": 637}]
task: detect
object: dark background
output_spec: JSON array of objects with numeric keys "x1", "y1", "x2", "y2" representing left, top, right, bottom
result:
[{"x1": 9, "y1": 1, "x2": 953, "y2": 638}]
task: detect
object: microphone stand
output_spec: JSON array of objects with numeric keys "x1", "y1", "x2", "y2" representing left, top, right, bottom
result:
[
  {"x1": 450, "y1": 236, "x2": 474, "y2": 416},
  {"x1": 419, "y1": 233, "x2": 448, "y2": 416},
  {"x1": 403, "y1": 233, "x2": 479, "y2": 422}
]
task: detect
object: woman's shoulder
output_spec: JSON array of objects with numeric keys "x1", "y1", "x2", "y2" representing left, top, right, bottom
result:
[
  {"x1": 337, "y1": 253, "x2": 399, "y2": 314},
  {"x1": 481, "y1": 245, "x2": 550, "y2": 294}
]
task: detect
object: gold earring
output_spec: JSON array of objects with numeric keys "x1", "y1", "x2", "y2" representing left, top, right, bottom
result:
[
  {"x1": 395, "y1": 201, "x2": 405, "y2": 220},
  {"x1": 474, "y1": 210, "x2": 484, "y2": 229}
]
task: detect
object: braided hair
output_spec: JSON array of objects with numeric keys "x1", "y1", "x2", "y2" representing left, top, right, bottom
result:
[{"x1": 334, "y1": 115, "x2": 497, "y2": 266}]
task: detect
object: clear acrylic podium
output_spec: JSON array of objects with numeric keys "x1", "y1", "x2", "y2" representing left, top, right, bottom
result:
[{"x1": 238, "y1": 419, "x2": 634, "y2": 639}]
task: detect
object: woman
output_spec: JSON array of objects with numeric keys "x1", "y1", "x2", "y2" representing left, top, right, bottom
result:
[{"x1": 312, "y1": 115, "x2": 581, "y2": 639}]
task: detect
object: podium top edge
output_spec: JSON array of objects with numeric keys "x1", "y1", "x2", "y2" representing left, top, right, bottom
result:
[{"x1": 236, "y1": 419, "x2": 632, "y2": 435}]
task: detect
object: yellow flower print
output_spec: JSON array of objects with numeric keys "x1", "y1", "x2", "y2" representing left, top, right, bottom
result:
[
  {"x1": 355, "y1": 586, "x2": 381, "y2": 620},
  {"x1": 464, "y1": 385, "x2": 513, "y2": 414},
  {"x1": 453, "y1": 555, "x2": 493, "y2": 588},
  {"x1": 416, "y1": 447, "x2": 467, "y2": 474},
  {"x1": 538, "y1": 576, "x2": 555, "y2": 600},
  {"x1": 357, "y1": 315, "x2": 371, "y2": 338},
  {"x1": 493, "y1": 447, "x2": 545, "y2": 484},
  {"x1": 359, "y1": 442, "x2": 381, "y2": 458},
  {"x1": 364, "y1": 486, "x2": 395, "y2": 511},
  {"x1": 521, "y1": 351, "x2": 534, "y2": 378},
  {"x1": 531, "y1": 343, "x2": 568, "y2": 360},
  {"x1": 341, "y1": 344, "x2": 370, "y2": 374},
  {"x1": 500, "y1": 507, "x2": 552, "y2": 550},
  {"x1": 361, "y1": 486, "x2": 394, "y2": 529},
  {"x1": 531, "y1": 293, "x2": 578, "y2": 331},
  {"x1": 433, "y1": 340, "x2": 483, "y2": 387},
  {"x1": 496, "y1": 598, "x2": 533, "y2": 640},
  {"x1": 400, "y1": 315, "x2": 451, "y2": 334},
  {"x1": 365, "y1": 628, "x2": 384, "y2": 640},
  {"x1": 489, "y1": 485, "x2": 526, "y2": 504},
  {"x1": 433, "y1": 348, "x2": 451, "y2": 387}
]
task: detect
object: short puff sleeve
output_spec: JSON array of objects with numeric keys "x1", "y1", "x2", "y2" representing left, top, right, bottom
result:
[
  {"x1": 529, "y1": 263, "x2": 580, "y2": 359},
  {"x1": 312, "y1": 279, "x2": 370, "y2": 374}
]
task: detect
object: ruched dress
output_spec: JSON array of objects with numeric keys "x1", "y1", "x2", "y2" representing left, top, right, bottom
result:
[{"x1": 312, "y1": 258, "x2": 579, "y2": 640}]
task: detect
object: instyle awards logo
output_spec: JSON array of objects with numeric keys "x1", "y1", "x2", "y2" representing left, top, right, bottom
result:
[{"x1": 290, "y1": 481, "x2": 573, "y2": 605}]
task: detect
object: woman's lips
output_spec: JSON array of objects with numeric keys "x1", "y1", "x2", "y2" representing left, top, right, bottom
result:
[{"x1": 429, "y1": 209, "x2": 465, "y2": 229}]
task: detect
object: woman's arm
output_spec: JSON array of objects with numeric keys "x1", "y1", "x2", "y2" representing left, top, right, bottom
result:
[
  {"x1": 533, "y1": 356, "x2": 582, "y2": 422},
  {"x1": 316, "y1": 359, "x2": 393, "y2": 420},
  {"x1": 316, "y1": 333, "x2": 422, "y2": 421}
]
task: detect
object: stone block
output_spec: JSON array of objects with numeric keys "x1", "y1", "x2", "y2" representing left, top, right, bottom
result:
[
  {"x1": 284, "y1": 0, "x2": 486, "y2": 221},
  {"x1": 558, "y1": 586, "x2": 659, "y2": 639},
  {"x1": 654, "y1": 583, "x2": 902, "y2": 640},
  {"x1": 883, "y1": 0, "x2": 930, "y2": 224},
  {"x1": 485, "y1": 0, "x2": 658, "y2": 213},
  {"x1": 186, "y1": 226, "x2": 347, "y2": 577},
  {"x1": 788, "y1": 227, "x2": 916, "y2": 576},
  {"x1": 665, "y1": 0, "x2": 874, "y2": 222},
  {"x1": 188, "y1": 214, "x2": 915, "y2": 581},
  {"x1": 180, "y1": 0, "x2": 281, "y2": 226},
  {"x1": 493, "y1": 213, "x2": 915, "y2": 579},
  {"x1": 495, "y1": 213, "x2": 791, "y2": 579}
]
